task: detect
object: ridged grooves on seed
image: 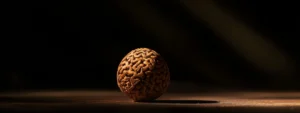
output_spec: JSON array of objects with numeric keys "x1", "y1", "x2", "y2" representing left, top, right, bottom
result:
[{"x1": 117, "y1": 48, "x2": 170, "y2": 102}]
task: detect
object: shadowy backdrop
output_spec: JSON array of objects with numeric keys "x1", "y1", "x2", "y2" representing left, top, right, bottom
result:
[{"x1": 2, "y1": 0, "x2": 300, "y2": 92}]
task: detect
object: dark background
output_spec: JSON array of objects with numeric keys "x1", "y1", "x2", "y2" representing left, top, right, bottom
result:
[{"x1": 2, "y1": 0, "x2": 299, "y2": 92}]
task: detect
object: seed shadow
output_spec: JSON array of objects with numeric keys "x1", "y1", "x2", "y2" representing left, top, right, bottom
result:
[{"x1": 143, "y1": 100, "x2": 219, "y2": 104}]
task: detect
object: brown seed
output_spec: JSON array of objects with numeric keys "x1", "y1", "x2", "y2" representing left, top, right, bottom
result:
[{"x1": 117, "y1": 48, "x2": 170, "y2": 102}]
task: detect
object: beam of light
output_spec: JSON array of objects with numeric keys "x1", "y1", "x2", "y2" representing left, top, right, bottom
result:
[
  {"x1": 117, "y1": 0, "x2": 240, "y2": 86},
  {"x1": 183, "y1": 0, "x2": 295, "y2": 85}
]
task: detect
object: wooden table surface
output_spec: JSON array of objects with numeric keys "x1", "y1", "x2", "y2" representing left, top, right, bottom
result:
[{"x1": 1, "y1": 90, "x2": 300, "y2": 113}]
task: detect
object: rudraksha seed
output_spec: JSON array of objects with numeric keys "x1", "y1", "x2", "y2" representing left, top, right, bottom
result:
[{"x1": 117, "y1": 48, "x2": 170, "y2": 102}]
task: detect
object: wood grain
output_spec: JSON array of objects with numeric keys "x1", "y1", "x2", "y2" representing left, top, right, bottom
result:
[{"x1": 1, "y1": 90, "x2": 300, "y2": 112}]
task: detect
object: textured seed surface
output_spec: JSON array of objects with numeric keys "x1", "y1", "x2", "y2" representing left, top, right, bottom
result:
[{"x1": 117, "y1": 48, "x2": 170, "y2": 102}]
